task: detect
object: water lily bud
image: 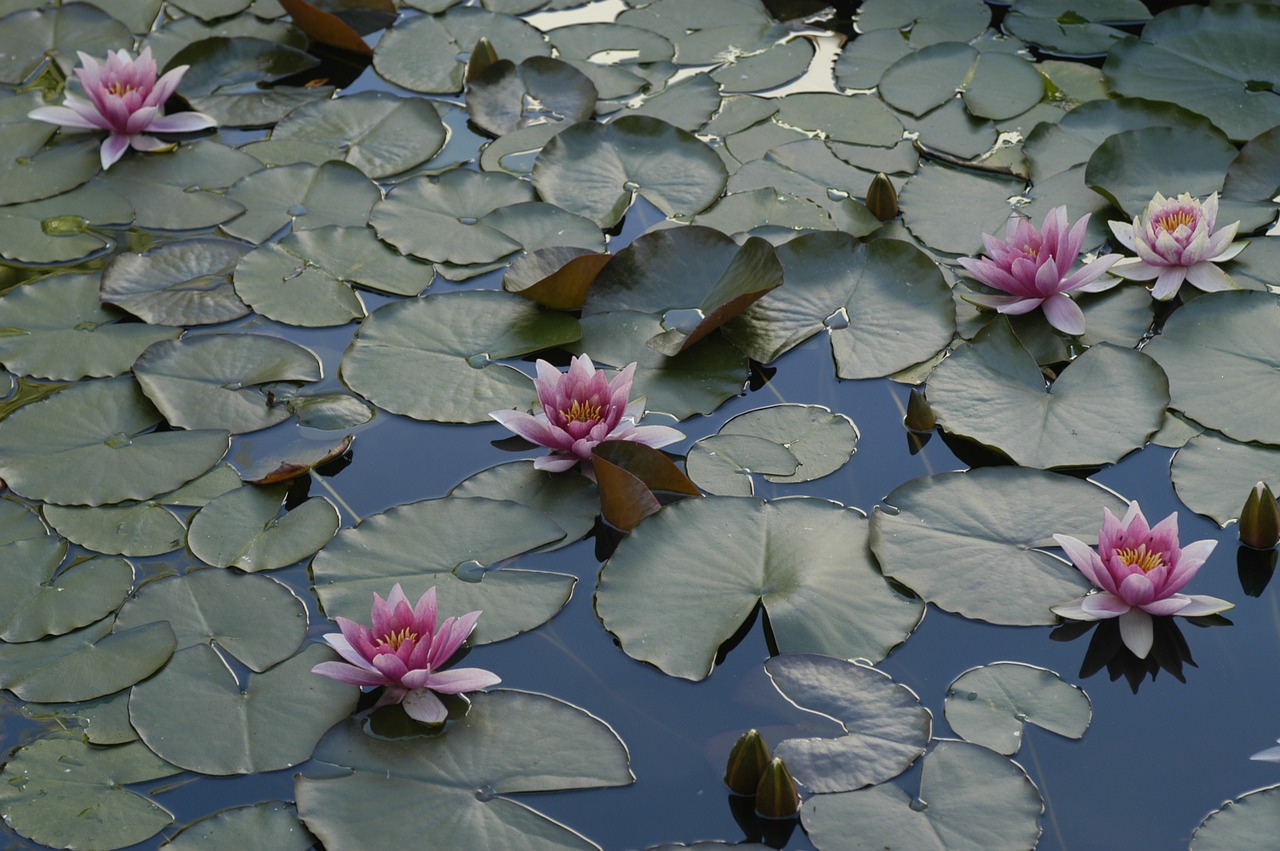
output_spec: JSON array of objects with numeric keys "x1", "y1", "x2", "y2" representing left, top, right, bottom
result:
[
  {"x1": 1239, "y1": 482, "x2": 1280, "y2": 549},
  {"x1": 904, "y1": 387, "x2": 935, "y2": 432},
  {"x1": 465, "y1": 37, "x2": 500, "y2": 84},
  {"x1": 724, "y1": 729, "x2": 771, "y2": 795},
  {"x1": 865, "y1": 172, "x2": 899, "y2": 221},
  {"x1": 754, "y1": 758, "x2": 800, "y2": 819}
]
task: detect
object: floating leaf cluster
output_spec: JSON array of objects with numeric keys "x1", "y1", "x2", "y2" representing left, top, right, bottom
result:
[{"x1": 0, "y1": 0, "x2": 1277, "y2": 848}]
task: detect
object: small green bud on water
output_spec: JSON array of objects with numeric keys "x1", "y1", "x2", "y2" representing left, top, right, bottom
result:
[
  {"x1": 1240, "y1": 481, "x2": 1280, "y2": 549},
  {"x1": 755, "y1": 757, "x2": 800, "y2": 819},
  {"x1": 724, "y1": 729, "x2": 771, "y2": 795},
  {"x1": 865, "y1": 172, "x2": 899, "y2": 221}
]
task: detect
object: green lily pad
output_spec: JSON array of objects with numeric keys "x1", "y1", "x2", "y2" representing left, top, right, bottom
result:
[
  {"x1": 766, "y1": 654, "x2": 931, "y2": 793},
  {"x1": 187, "y1": 485, "x2": 339, "y2": 571},
  {"x1": 167, "y1": 801, "x2": 316, "y2": 851},
  {"x1": 726, "y1": 233, "x2": 956, "y2": 375},
  {"x1": 962, "y1": 52, "x2": 1045, "y2": 121},
  {"x1": 870, "y1": 466, "x2": 1126, "y2": 625},
  {"x1": 0, "y1": 555, "x2": 134, "y2": 643},
  {"x1": 1170, "y1": 432, "x2": 1280, "y2": 528},
  {"x1": 0, "y1": 377, "x2": 229, "y2": 506},
  {"x1": 133, "y1": 334, "x2": 322, "y2": 435},
  {"x1": 685, "y1": 434, "x2": 798, "y2": 496},
  {"x1": 858, "y1": 0, "x2": 991, "y2": 46},
  {"x1": 613, "y1": 72, "x2": 722, "y2": 132},
  {"x1": 1004, "y1": 0, "x2": 1150, "y2": 57},
  {"x1": 233, "y1": 240, "x2": 366, "y2": 327},
  {"x1": 899, "y1": 164, "x2": 1023, "y2": 256},
  {"x1": 1144, "y1": 291, "x2": 1280, "y2": 447},
  {"x1": 269, "y1": 92, "x2": 447, "y2": 178},
  {"x1": 713, "y1": 404, "x2": 858, "y2": 484},
  {"x1": 296, "y1": 691, "x2": 633, "y2": 849},
  {"x1": 943, "y1": 663, "x2": 1091, "y2": 756},
  {"x1": 1191, "y1": 785, "x2": 1280, "y2": 851},
  {"x1": 115, "y1": 569, "x2": 306, "y2": 671},
  {"x1": 100, "y1": 239, "x2": 251, "y2": 327},
  {"x1": 129, "y1": 643, "x2": 358, "y2": 776},
  {"x1": 776, "y1": 93, "x2": 904, "y2": 148},
  {"x1": 0, "y1": 4, "x2": 132, "y2": 83},
  {"x1": 340, "y1": 291, "x2": 580, "y2": 424},
  {"x1": 1085, "y1": 126, "x2": 1238, "y2": 219},
  {"x1": 370, "y1": 168, "x2": 536, "y2": 265},
  {"x1": 616, "y1": 0, "x2": 772, "y2": 41},
  {"x1": 1103, "y1": 3, "x2": 1280, "y2": 142},
  {"x1": 574, "y1": 310, "x2": 747, "y2": 420},
  {"x1": 801, "y1": 740, "x2": 1043, "y2": 851},
  {"x1": 585, "y1": 227, "x2": 782, "y2": 356},
  {"x1": 1224, "y1": 126, "x2": 1280, "y2": 208},
  {"x1": 168, "y1": 0, "x2": 252, "y2": 20},
  {"x1": 467, "y1": 56, "x2": 597, "y2": 137},
  {"x1": 0, "y1": 183, "x2": 134, "y2": 265},
  {"x1": 0, "y1": 138, "x2": 99, "y2": 207},
  {"x1": 96, "y1": 142, "x2": 258, "y2": 231},
  {"x1": 927, "y1": 319, "x2": 1168, "y2": 469},
  {"x1": 502, "y1": 246, "x2": 612, "y2": 310},
  {"x1": 429, "y1": 201, "x2": 605, "y2": 281},
  {"x1": 0, "y1": 617, "x2": 176, "y2": 702},
  {"x1": 879, "y1": 42, "x2": 976, "y2": 118},
  {"x1": 0, "y1": 736, "x2": 180, "y2": 851},
  {"x1": 450, "y1": 460, "x2": 599, "y2": 553},
  {"x1": 726, "y1": 140, "x2": 883, "y2": 235},
  {"x1": 170, "y1": 35, "x2": 318, "y2": 97},
  {"x1": 532, "y1": 115, "x2": 728, "y2": 228},
  {"x1": 286, "y1": 393, "x2": 375, "y2": 431},
  {"x1": 689, "y1": 189, "x2": 836, "y2": 236},
  {"x1": 710, "y1": 36, "x2": 814, "y2": 94},
  {"x1": 43, "y1": 500, "x2": 186, "y2": 557},
  {"x1": 189, "y1": 84, "x2": 337, "y2": 130},
  {"x1": 0, "y1": 273, "x2": 181, "y2": 380},
  {"x1": 596, "y1": 496, "x2": 924, "y2": 681},
  {"x1": 547, "y1": 21, "x2": 674, "y2": 65},
  {"x1": 902, "y1": 98, "x2": 998, "y2": 160},
  {"x1": 375, "y1": 6, "x2": 548, "y2": 93},
  {"x1": 23, "y1": 690, "x2": 136, "y2": 746},
  {"x1": 310, "y1": 496, "x2": 573, "y2": 644},
  {"x1": 833, "y1": 27, "x2": 913, "y2": 90},
  {"x1": 222, "y1": 161, "x2": 382, "y2": 244}
]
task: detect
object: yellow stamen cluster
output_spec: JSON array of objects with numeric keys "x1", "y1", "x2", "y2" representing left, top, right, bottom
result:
[
  {"x1": 562, "y1": 399, "x2": 602, "y2": 423},
  {"x1": 1115, "y1": 545, "x2": 1164, "y2": 573},
  {"x1": 106, "y1": 82, "x2": 140, "y2": 97},
  {"x1": 1156, "y1": 209, "x2": 1197, "y2": 233},
  {"x1": 381, "y1": 627, "x2": 417, "y2": 651}
]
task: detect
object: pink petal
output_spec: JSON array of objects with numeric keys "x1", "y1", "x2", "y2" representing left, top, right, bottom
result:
[
  {"x1": 1079, "y1": 591, "x2": 1132, "y2": 618},
  {"x1": 311, "y1": 660, "x2": 390, "y2": 687},
  {"x1": 490, "y1": 409, "x2": 567, "y2": 450},
  {"x1": 1053, "y1": 534, "x2": 1113, "y2": 593},
  {"x1": 28, "y1": 104, "x2": 105, "y2": 130},
  {"x1": 1183, "y1": 261, "x2": 1239, "y2": 294},
  {"x1": 1150, "y1": 267, "x2": 1188, "y2": 301},
  {"x1": 1041, "y1": 294, "x2": 1085, "y2": 335},
  {"x1": 1109, "y1": 258, "x2": 1164, "y2": 281},
  {"x1": 1117, "y1": 572, "x2": 1157, "y2": 606},
  {"x1": 99, "y1": 133, "x2": 131, "y2": 169},
  {"x1": 1118, "y1": 609, "x2": 1154, "y2": 658},
  {"x1": 146, "y1": 111, "x2": 217, "y2": 133},
  {"x1": 1173, "y1": 594, "x2": 1234, "y2": 617},
  {"x1": 1108, "y1": 219, "x2": 1139, "y2": 252},
  {"x1": 427, "y1": 667, "x2": 502, "y2": 693},
  {"x1": 625, "y1": 424, "x2": 686, "y2": 450},
  {"x1": 1139, "y1": 596, "x2": 1192, "y2": 616},
  {"x1": 323, "y1": 632, "x2": 377, "y2": 671},
  {"x1": 402, "y1": 688, "x2": 448, "y2": 723}
]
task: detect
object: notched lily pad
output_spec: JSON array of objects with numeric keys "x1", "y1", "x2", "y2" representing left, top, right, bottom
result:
[
  {"x1": 101, "y1": 239, "x2": 251, "y2": 327},
  {"x1": 133, "y1": 334, "x2": 323, "y2": 435},
  {"x1": 467, "y1": 55, "x2": 597, "y2": 137},
  {"x1": 503, "y1": 246, "x2": 613, "y2": 310},
  {"x1": 222, "y1": 161, "x2": 382, "y2": 244},
  {"x1": 714, "y1": 404, "x2": 858, "y2": 485},
  {"x1": 870, "y1": 467, "x2": 1126, "y2": 625},
  {"x1": 767, "y1": 654, "x2": 931, "y2": 793},
  {"x1": 187, "y1": 485, "x2": 339, "y2": 571},
  {"x1": 0, "y1": 736, "x2": 180, "y2": 851},
  {"x1": 944, "y1": 662, "x2": 1091, "y2": 756},
  {"x1": 597, "y1": 496, "x2": 924, "y2": 680},
  {"x1": 1191, "y1": 784, "x2": 1280, "y2": 851},
  {"x1": 296, "y1": 691, "x2": 633, "y2": 849},
  {"x1": 0, "y1": 554, "x2": 134, "y2": 644},
  {"x1": 450, "y1": 460, "x2": 599, "y2": 553},
  {"x1": 166, "y1": 801, "x2": 316, "y2": 851}
]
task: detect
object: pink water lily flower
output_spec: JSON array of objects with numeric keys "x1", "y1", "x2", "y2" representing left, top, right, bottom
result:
[
  {"x1": 312, "y1": 584, "x2": 500, "y2": 724},
  {"x1": 958, "y1": 206, "x2": 1122, "y2": 336},
  {"x1": 490, "y1": 354, "x2": 685, "y2": 472},
  {"x1": 1108, "y1": 192, "x2": 1247, "y2": 301},
  {"x1": 1051, "y1": 503, "x2": 1232, "y2": 659},
  {"x1": 28, "y1": 47, "x2": 216, "y2": 170}
]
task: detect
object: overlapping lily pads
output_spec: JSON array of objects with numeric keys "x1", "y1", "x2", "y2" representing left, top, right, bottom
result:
[
  {"x1": 1145, "y1": 291, "x2": 1280, "y2": 446},
  {"x1": 133, "y1": 334, "x2": 322, "y2": 434},
  {"x1": 167, "y1": 801, "x2": 315, "y2": 851},
  {"x1": 296, "y1": 691, "x2": 633, "y2": 849},
  {"x1": 597, "y1": 496, "x2": 924, "y2": 680},
  {"x1": 341, "y1": 291, "x2": 580, "y2": 423},
  {"x1": 0, "y1": 554, "x2": 134, "y2": 644},
  {"x1": 221, "y1": 161, "x2": 382, "y2": 244},
  {"x1": 1170, "y1": 432, "x2": 1280, "y2": 528},
  {"x1": 1191, "y1": 785, "x2": 1280, "y2": 851},
  {"x1": 451, "y1": 460, "x2": 599, "y2": 552},
  {"x1": 186, "y1": 485, "x2": 339, "y2": 571},
  {"x1": 0, "y1": 376, "x2": 229, "y2": 506},
  {"x1": 801, "y1": 740, "x2": 1043, "y2": 851},
  {"x1": 870, "y1": 467, "x2": 1125, "y2": 625},
  {"x1": 927, "y1": 319, "x2": 1168, "y2": 469},
  {"x1": 311, "y1": 496, "x2": 573, "y2": 643},
  {"x1": 100, "y1": 239, "x2": 251, "y2": 327}
]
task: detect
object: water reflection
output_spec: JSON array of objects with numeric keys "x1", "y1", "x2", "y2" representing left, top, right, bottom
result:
[{"x1": 1051, "y1": 615, "x2": 1232, "y2": 694}]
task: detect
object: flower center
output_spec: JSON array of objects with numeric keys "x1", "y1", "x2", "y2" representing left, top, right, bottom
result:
[
  {"x1": 1155, "y1": 210, "x2": 1197, "y2": 233},
  {"x1": 381, "y1": 627, "x2": 417, "y2": 651},
  {"x1": 1020, "y1": 244, "x2": 1038, "y2": 258},
  {"x1": 106, "y1": 81, "x2": 141, "y2": 97},
  {"x1": 1115, "y1": 545, "x2": 1164, "y2": 573},
  {"x1": 562, "y1": 399, "x2": 602, "y2": 423}
]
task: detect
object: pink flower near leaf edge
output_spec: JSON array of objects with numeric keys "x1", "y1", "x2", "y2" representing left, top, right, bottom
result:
[
  {"x1": 1108, "y1": 192, "x2": 1247, "y2": 301},
  {"x1": 311, "y1": 584, "x2": 500, "y2": 724},
  {"x1": 1051, "y1": 503, "x2": 1232, "y2": 659},
  {"x1": 490, "y1": 354, "x2": 685, "y2": 472},
  {"x1": 958, "y1": 205, "x2": 1122, "y2": 336},
  {"x1": 28, "y1": 47, "x2": 215, "y2": 170}
]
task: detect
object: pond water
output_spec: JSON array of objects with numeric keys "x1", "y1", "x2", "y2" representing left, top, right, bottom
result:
[{"x1": 2, "y1": 0, "x2": 1280, "y2": 849}]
